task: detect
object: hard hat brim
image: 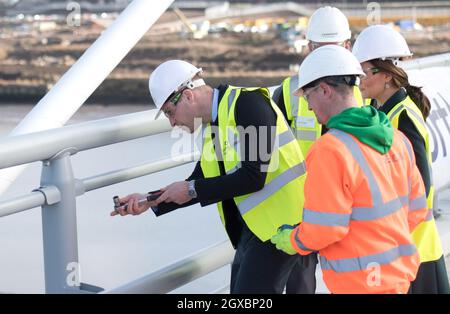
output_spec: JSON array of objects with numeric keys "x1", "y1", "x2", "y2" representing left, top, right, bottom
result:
[
  {"x1": 292, "y1": 88, "x2": 303, "y2": 98},
  {"x1": 154, "y1": 107, "x2": 164, "y2": 120}
]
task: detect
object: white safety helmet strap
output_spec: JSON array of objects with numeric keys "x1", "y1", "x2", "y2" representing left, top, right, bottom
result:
[
  {"x1": 154, "y1": 77, "x2": 206, "y2": 119},
  {"x1": 178, "y1": 77, "x2": 205, "y2": 93},
  {"x1": 379, "y1": 57, "x2": 402, "y2": 66}
]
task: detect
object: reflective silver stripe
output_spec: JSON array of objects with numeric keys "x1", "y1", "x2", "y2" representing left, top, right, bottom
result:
[
  {"x1": 225, "y1": 131, "x2": 294, "y2": 175},
  {"x1": 329, "y1": 130, "x2": 384, "y2": 207},
  {"x1": 410, "y1": 195, "x2": 427, "y2": 212},
  {"x1": 399, "y1": 106, "x2": 435, "y2": 214},
  {"x1": 237, "y1": 161, "x2": 306, "y2": 215},
  {"x1": 400, "y1": 106, "x2": 435, "y2": 210},
  {"x1": 303, "y1": 208, "x2": 350, "y2": 227},
  {"x1": 352, "y1": 196, "x2": 408, "y2": 221},
  {"x1": 400, "y1": 196, "x2": 409, "y2": 207},
  {"x1": 398, "y1": 132, "x2": 414, "y2": 169},
  {"x1": 428, "y1": 162, "x2": 434, "y2": 186},
  {"x1": 404, "y1": 106, "x2": 427, "y2": 131},
  {"x1": 389, "y1": 103, "x2": 427, "y2": 136},
  {"x1": 227, "y1": 89, "x2": 237, "y2": 111},
  {"x1": 226, "y1": 162, "x2": 242, "y2": 175},
  {"x1": 294, "y1": 228, "x2": 315, "y2": 252},
  {"x1": 398, "y1": 132, "x2": 414, "y2": 201},
  {"x1": 388, "y1": 104, "x2": 406, "y2": 122},
  {"x1": 228, "y1": 128, "x2": 240, "y2": 150},
  {"x1": 289, "y1": 76, "x2": 300, "y2": 116},
  {"x1": 320, "y1": 244, "x2": 417, "y2": 273},
  {"x1": 428, "y1": 99, "x2": 437, "y2": 179},
  {"x1": 294, "y1": 129, "x2": 318, "y2": 141},
  {"x1": 393, "y1": 102, "x2": 427, "y2": 155},
  {"x1": 330, "y1": 129, "x2": 409, "y2": 221},
  {"x1": 278, "y1": 130, "x2": 296, "y2": 148},
  {"x1": 425, "y1": 209, "x2": 434, "y2": 221}
]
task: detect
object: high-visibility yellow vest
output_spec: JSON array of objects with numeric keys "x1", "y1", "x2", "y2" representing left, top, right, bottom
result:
[
  {"x1": 200, "y1": 86, "x2": 307, "y2": 241},
  {"x1": 282, "y1": 76, "x2": 366, "y2": 157},
  {"x1": 387, "y1": 95, "x2": 443, "y2": 262}
]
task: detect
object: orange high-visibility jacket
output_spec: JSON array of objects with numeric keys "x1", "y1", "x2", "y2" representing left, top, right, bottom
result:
[{"x1": 291, "y1": 128, "x2": 428, "y2": 294}]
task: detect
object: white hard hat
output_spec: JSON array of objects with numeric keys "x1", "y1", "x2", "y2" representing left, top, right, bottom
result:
[
  {"x1": 352, "y1": 25, "x2": 413, "y2": 63},
  {"x1": 148, "y1": 60, "x2": 204, "y2": 118},
  {"x1": 306, "y1": 6, "x2": 351, "y2": 43},
  {"x1": 294, "y1": 45, "x2": 364, "y2": 94}
]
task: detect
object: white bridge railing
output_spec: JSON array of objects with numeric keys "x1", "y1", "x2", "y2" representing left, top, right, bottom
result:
[{"x1": 0, "y1": 111, "x2": 234, "y2": 294}]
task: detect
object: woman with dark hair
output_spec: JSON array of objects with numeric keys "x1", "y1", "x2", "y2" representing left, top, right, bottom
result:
[{"x1": 353, "y1": 24, "x2": 449, "y2": 294}]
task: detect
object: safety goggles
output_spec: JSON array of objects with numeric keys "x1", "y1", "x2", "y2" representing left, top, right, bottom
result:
[
  {"x1": 302, "y1": 85, "x2": 321, "y2": 102},
  {"x1": 162, "y1": 89, "x2": 185, "y2": 119},
  {"x1": 167, "y1": 89, "x2": 185, "y2": 107},
  {"x1": 362, "y1": 67, "x2": 380, "y2": 76},
  {"x1": 155, "y1": 78, "x2": 205, "y2": 120}
]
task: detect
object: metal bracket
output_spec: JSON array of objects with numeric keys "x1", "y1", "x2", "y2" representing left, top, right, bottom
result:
[
  {"x1": 74, "y1": 179, "x2": 86, "y2": 197},
  {"x1": 60, "y1": 282, "x2": 104, "y2": 294},
  {"x1": 43, "y1": 147, "x2": 78, "y2": 165},
  {"x1": 80, "y1": 282, "x2": 104, "y2": 294},
  {"x1": 32, "y1": 186, "x2": 61, "y2": 205}
]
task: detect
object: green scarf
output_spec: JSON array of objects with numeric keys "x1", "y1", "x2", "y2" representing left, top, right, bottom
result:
[{"x1": 327, "y1": 106, "x2": 393, "y2": 154}]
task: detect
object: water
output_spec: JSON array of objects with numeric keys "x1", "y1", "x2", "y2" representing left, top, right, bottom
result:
[{"x1": 0, "y1": 104, "x2": 229, "y2": 293}]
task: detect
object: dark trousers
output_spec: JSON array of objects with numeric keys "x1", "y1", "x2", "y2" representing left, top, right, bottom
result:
[
  {"x1": 409, "y1": 255, "x2": 450, "y2": 294},
  {"x1": 285, "y1": 252, "x2": 318, "y2": 294},
  {"x1": 230, "y1": 225, "x2": 306, "y2": 294}
]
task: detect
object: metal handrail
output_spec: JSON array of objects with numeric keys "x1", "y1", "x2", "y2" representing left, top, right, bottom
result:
[
  {"x1": 0, "y1": 192, "x2": 46, "y2": 218},
  {"x1": 403, "y1": 53, "x2": 450, "y2": 70},
  {"x1": 104, "y1": 241, "x2": 234, "y2": 294},
  {"x1": 82, "y1": 151, "x2": 200, "y2": 193},
  {"x1": 0, "y1": 152, "x2": 200, "y2": 218},
  {"x1": 0, "y1": 111, "x2": 232, "y2": 293},
  {"x1": 0, "y1": 110, "x2": 171, "y2": 170}
]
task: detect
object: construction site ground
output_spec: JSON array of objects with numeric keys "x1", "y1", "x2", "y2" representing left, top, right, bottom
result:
[{"x1": 1, "y1": 10, "x2": 450, "y2": 104}]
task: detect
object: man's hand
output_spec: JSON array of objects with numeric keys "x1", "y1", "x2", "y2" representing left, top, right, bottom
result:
[
  {"x1": 110, "y1": 181, "x2": 192, "y2": 217},
  {"x1": 270, "y1": 225, "x2": 297, "y2": 255},
  {"x1": 110, "y1": 193, "x2": 155, "y2": 217},
  {"x1": 157, "y1": 181, "x2": 192, "y2": 205}
]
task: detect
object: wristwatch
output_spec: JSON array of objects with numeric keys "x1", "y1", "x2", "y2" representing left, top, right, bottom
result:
[{"x1": 188, "y1": 180, "x2": 197, "y2": 198}]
